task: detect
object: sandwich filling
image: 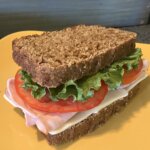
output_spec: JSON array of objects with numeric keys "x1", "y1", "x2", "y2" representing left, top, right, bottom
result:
[
  {"x1": 13, "y1": 48, "x2": 142, "y2": 113},
  {"x1": 4, "y1": 59, "x2": 149, "y2": 134}
]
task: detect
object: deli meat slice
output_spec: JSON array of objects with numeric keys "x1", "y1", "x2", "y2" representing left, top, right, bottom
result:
[{"x1": 4, "y1": 78, "x2": 76, "y2": 134}]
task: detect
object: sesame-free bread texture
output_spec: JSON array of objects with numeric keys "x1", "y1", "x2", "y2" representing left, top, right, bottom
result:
[
  {"x1": 46, "y1": 83, "x2": 140, "y2": 145},
  {"x1": 12, "y1": 25, "x2": 137, "y2": 88}
]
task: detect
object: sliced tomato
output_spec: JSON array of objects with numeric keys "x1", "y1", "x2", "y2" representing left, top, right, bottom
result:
[
  {"x1": 14, "y1": 70, "x2": 108, "y2": 113},
  {"x1": 122, "y1": 60, "x2": 143, "y2": 85}
]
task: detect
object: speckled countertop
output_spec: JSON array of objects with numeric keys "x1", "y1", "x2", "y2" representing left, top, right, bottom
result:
[{"x1": 123, "y1": 25, "x2": 150, "y2": 44}]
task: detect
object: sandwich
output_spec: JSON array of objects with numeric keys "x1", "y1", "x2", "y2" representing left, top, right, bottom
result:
[{"x1": 4, "y1": 25, "x2": 149, "y2": 145}]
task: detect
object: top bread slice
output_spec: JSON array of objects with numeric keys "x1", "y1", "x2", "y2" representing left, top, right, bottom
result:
[{"x1": 12, "y1": 25, "x2": 137, "y2": 88}]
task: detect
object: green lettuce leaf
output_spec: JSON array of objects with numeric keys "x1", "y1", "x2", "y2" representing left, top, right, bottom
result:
[
  {"x1": 20, "y1": 48, "x2": 142, "y2": 101},
  {"x1": 49, "y1": 80, "x2": 85, "y2": 101},
  {"x1": 101, "y1": 67, "x2": 124, "y2": 90},
  {"x1": 20, "y1": 70, "x2": 46, "y2": 99},
  {"x1": 111, "y1": 48, "x2": 142, "y2": 70}
]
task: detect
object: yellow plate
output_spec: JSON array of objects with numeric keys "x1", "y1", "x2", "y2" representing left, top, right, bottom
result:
[{"x1": 0, "y1": 31, "x2": 150, "y2": 150}]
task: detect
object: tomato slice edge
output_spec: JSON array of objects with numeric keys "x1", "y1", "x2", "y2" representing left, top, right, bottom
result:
[{"x1": 14, "y1": 71, "x2": 108, "y2": 113}]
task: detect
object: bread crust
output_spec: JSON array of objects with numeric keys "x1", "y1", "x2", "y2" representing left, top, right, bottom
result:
[
  {"x1": 45, "y1": 83, "x2": 140, "y2": 145},
  {"x1": 12, "y1": 25, "x2": 136, "y2": 88}
]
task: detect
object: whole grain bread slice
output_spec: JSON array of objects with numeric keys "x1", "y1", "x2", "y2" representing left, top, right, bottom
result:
[
  {"x1": 12, "y1": 25, "x2": 136, "y2": 88},
  {"x1": 45, "y1": 83, "x2": 140, "y2": 145}
]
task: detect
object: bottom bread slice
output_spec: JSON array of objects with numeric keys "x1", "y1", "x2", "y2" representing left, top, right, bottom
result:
[{"x1": 45, "y1": 83, "x2": 140, "y2": 145}]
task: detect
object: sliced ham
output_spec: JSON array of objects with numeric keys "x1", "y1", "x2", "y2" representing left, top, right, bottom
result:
[{"x1": 4, "y1": 79, "x2": 76, "y2": 134}]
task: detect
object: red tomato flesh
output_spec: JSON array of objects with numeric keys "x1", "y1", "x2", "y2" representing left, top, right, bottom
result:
[
  {"x1": 15, "y1": 71, "x2": 108, "y2": 113},
  {"x1": 122, "y1": 60, "x2": 143, "y2": 85}
]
